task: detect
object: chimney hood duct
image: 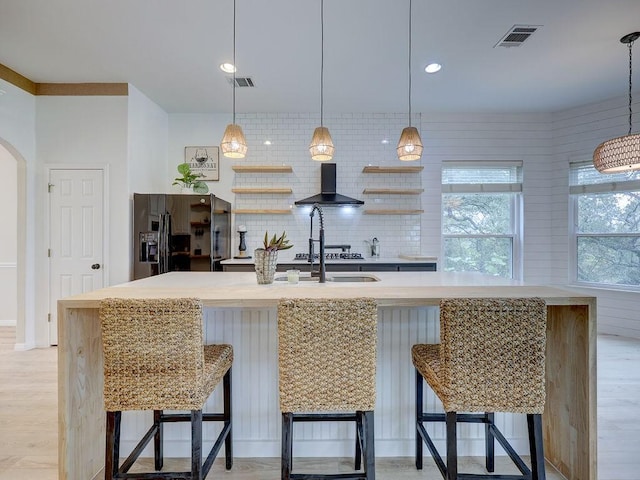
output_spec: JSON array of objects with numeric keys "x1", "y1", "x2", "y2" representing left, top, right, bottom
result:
[{"x1": 295, "y1": 163, "x2": 364, "y2": 207}]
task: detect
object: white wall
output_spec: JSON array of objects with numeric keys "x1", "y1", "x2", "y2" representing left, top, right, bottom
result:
[
  {"x1": 421, "y1": 112, "x2": 554, "y2": 283},
  {"x1": 168, "y1": 113, "x2": 234, "y2": 195},
  {"x1": 0, "y1": 144, "x2": 17, "y2": 326},
  {"x1": 35, "y1": 95, "x2": 129, "y2": 346},
  {"x1": 128, "y1": 85, "x2": 169, "y2": 194},
  {"x1": 551, "y1": 93, "x2": 640, "y2": 338},
  {"x1": 0, "y1": 78, "x2": 36, "y2": 348}
]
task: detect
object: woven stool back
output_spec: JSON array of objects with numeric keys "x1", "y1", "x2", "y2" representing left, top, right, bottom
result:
[
  {"x1": 100, "y1": 297, "x2": 208, "y2": 412},
  {"x1": 439, "y1": 297, "x2": 546, "y2": 413},
  {"x1": 278, "y1": 298, "x2": 378, "y2": 413}
]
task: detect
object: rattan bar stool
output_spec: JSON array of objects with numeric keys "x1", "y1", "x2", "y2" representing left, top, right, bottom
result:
[
  {"x1": 100, "y1": 297, "x2": 233, "y2": 480},
  {"x1": 278, "y1": 297, "x2": 378, "y2": 480},
  {"x1": 412, "y1": 297, "x2": 547, "y2": 480}
]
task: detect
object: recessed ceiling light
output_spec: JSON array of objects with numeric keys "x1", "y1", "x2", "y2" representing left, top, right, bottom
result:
[
  {"x1": 220, "y1": 63, "x2": 236, "y2": 73},
  {"x1": 381, "y1": 139, "x2": 390, "y2": 145},
  {"x1": 425, "y1": 63, "x2": 442, "y2": 74},
  {"x1": 263, "y1": 140, "x2": 272, "y2": 145}
]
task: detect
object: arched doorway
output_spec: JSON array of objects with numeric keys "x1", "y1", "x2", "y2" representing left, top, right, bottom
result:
[{"x1": 0, "y1": 140, "x2": 27, "y2": 348}]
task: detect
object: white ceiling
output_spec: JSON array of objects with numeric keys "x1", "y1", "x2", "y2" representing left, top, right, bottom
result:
[{"x1": 1, "y1": 0, "x2": 639, "y2": 114}]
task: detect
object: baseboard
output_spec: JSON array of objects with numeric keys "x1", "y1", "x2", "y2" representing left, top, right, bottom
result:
[
  {"x1": 0, "y1": 319, "x2": 16, "y2": 327},
  {"x1": 13, "y1": 342, "x2": 36, "y2": 351}
]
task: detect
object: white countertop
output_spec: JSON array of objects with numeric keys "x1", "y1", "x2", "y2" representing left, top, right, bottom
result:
[{"x1": 59, "y1": 271, "x2": 593, "y2": 309}]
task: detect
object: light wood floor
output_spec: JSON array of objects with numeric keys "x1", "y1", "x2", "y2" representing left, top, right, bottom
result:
[{"x1": 1, "y1": 327, "x2": 638, "y2": 479}]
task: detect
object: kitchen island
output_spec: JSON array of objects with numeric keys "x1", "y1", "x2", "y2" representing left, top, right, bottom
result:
[{"x1": 58, "y1": 271, "x2": 596, "y2": 480}]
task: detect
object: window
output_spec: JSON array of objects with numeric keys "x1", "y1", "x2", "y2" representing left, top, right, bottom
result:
[
  {"x1": 569, "y1": 162, "x2": 640, "y2": 288},
  {"x1": 442, "y1": 161, "x2": 522, "y2": 278}
]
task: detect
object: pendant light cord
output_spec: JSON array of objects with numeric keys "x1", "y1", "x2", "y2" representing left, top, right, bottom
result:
[
  {"x1": 232, "y1": 0, "x2": 237, "y2": 125},
  {"x1": 320, "y1": 0, "x2": 325, "y2": 127},
  {"x1": 628, "y1": 39, "x2": 634, "y2": 135},
  {"x1": 408, "y1": 0, "x2": 412, "y2": 127}
]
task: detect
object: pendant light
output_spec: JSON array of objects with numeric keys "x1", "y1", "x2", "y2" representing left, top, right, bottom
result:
[
  {"x1": 593, "y1": 32, "x2": 640, "y2": 173},
  {"x1": 397, "y1": 0, "x2": 423, "y2": 161},
  {"x1": 220, "y1": 0, "x2": 248, "y2": 159},
  {"x1": 309, "y1": 0, "x2": 335, "y2": 161}
]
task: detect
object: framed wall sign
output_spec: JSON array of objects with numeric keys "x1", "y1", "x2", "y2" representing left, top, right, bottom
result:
[{"x1": 184, "y1": 146, "x2": 219, "y2": 181}]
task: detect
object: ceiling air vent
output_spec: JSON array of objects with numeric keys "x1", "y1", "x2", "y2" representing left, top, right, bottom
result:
[
  {"x1": 226, "y1": 77, "x2": 255, "y2": 87},
  {"x1": 494, "y1": 25, "x2": 541, "y2": 48}
]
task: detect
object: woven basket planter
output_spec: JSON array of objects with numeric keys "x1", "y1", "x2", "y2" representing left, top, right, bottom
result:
[{"x1": 254, "y1": 248, "x2": 278, "y2": 284}]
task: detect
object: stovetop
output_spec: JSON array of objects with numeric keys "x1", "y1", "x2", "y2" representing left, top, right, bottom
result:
[{"x1": 294, "y1": 252, "x2": 365, "y2": 261}]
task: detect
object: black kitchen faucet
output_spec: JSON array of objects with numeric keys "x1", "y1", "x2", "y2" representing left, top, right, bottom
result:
[{"x1": 309, "y1": 203, "x2": 326, "y2": 283}]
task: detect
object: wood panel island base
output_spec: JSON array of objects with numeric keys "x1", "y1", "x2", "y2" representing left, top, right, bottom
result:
[{"x1": 57, "y1": 272, "x2": 596, "y2": 480}]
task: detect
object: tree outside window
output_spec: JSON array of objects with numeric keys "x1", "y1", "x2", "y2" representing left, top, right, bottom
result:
[
  {"x1": 442, "y1": 162, "x2": 522, "y2": 279},
  {"x1": 570, "y1": 162, "x2": 640, "y2": 287}
]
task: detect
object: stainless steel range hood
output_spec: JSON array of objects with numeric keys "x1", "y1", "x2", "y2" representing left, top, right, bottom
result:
[{"x1": 295, "y1": 163, "x2": 364, "y2": 207}]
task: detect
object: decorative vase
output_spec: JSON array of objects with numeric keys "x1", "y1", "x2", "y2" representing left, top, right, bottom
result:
[
  {"x1": 181, "y1": 186, "x2": 193, "y2": 194},
  {"x1": 254, "y1": 249, "x2": 278, "y2": 284}
]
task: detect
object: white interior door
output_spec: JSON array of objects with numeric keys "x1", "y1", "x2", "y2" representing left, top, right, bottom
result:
[{"x1": 49, "y1": 168, "x2": 104, "y2": 345}]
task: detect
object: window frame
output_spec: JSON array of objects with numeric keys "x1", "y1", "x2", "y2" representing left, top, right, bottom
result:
[
  {"x1": 568, "y1": 161, "x2": 640, "y2": 291},
  {"x1": 441, "y1": 161, "x2": 523, "y2": 280}
]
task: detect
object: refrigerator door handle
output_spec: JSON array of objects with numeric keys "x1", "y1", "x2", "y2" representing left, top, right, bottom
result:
[{"x1": 159, "y1": 213, "x2": 169, "y2": 274}]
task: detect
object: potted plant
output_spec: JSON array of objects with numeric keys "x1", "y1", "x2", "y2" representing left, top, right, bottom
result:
[
  {"x1": 172, "y1": 163, "x2": 209, "y2": 194},
  {"x1": 254, "y1": 231, "x2": 293, "y2": 284}
]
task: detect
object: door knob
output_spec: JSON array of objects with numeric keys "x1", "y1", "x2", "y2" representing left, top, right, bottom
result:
[{"x1": 91, "y1": 263, "x2": 101, "y2": 270}]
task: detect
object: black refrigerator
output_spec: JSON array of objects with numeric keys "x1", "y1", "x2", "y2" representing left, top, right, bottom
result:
[{"x1": 133, "y1": 193, "x2": 231, "y2": 279}]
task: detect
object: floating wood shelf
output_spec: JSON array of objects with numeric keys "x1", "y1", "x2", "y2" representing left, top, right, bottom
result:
[
  {"x1": 232, "y1": 165, "x2": 293, "y2": 173},
  {"x1": 363, "y1": 188, "x2": 424, "y2": 195},
  {"x1": 364, "y1": 209, "x2": 424, "y2": 215},
  {"x1": 190, "y1": 255, "x2": 210, "y2": 260},
  {"x1": 362, "y1": 166, "x2": 424, "y2": 173},
  {"x1": 232, "y1": 209, "x2": 292, "y2": 215},
  {"x1": 190, "y1": 203, "x2": 211, "y2": 208},
  {"x1": 232, "y1": 187, "x2": 293, "y2": 194}
]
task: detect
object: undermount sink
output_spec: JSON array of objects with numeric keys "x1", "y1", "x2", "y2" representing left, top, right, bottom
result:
[
  {"x1": 274, "y1": 274, "x2": 380, "y2": 283},
  {"x1": 327, "y1": 274, "x2": 380, "y2": 282},
  {"x1": 274, "y1": 275, "x2": 319, "y2": 282}
]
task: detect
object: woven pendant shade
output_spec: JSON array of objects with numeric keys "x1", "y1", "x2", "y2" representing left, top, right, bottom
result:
[
  {"x1": 309, "y1": 126, "x2": 335, "y2": 161},
  {"x1": 593, "y1": 133, "x2": 640, "y2": 172},
  {"x1": 220, "y1": 0, "x2": 247, "y2": 159},
  {"x1": 594, "y1": 32, "x2": 640, "y2": 173},
  {"x1": 397, "y1": 0, "x2": 423, "y2": 162},
  {"x1": 397, "y1": 126, "x2": 423, "y2": 161},
  {"x1": 220, "y1": 123, "x2": 248, "y2": 159}
]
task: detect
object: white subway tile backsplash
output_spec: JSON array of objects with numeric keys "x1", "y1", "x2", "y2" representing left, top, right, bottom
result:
[
  {"x1": 229, "y1": 111, "x2": 557, "y2": 279},
  {"x1": 230, "y1": 112, "x2": 425, "y2": 258}
]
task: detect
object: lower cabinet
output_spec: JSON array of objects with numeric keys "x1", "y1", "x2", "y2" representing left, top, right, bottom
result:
[
  {"x1": 222, "y1": 264, "x2": 255, "y2": 272},
  {"x1": 223, "y1": 262, "x2": 437, "y2": 272}
]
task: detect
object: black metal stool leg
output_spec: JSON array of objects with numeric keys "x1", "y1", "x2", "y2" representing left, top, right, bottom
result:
[
  {"x1": 154, "y1": 410, "x2": 163, "y2": 471},
  {"x1": 446, "y1": 411, "x2": 458, "y2": 480},
  {"x1": 415, "y1": 368, "x2": 424, "y2": 470},
  {"x1": 355, "y1": 411, "x2": 363, "y2": 470},
  {"x1": 363, "y1": 410, "x2": 375, "y2": 480},
  {"x1": 191, "y1": 410, "x2": 203, "y2": 480},
  {"x1": 282, "y1": 412, "x2": 293, "y2": 480},
  {"x1": 485, "y1": 412, "x2": 495, "y2": 472},
  {"x1": 105, "y1": 411, "x2": 121, "y2": 480},
  {"x1": 224, "y1": 368, "x2": 233, "y2": 470},
  {"x1": 528, "y1": 414, "x2": 546, "y2": 480}
]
